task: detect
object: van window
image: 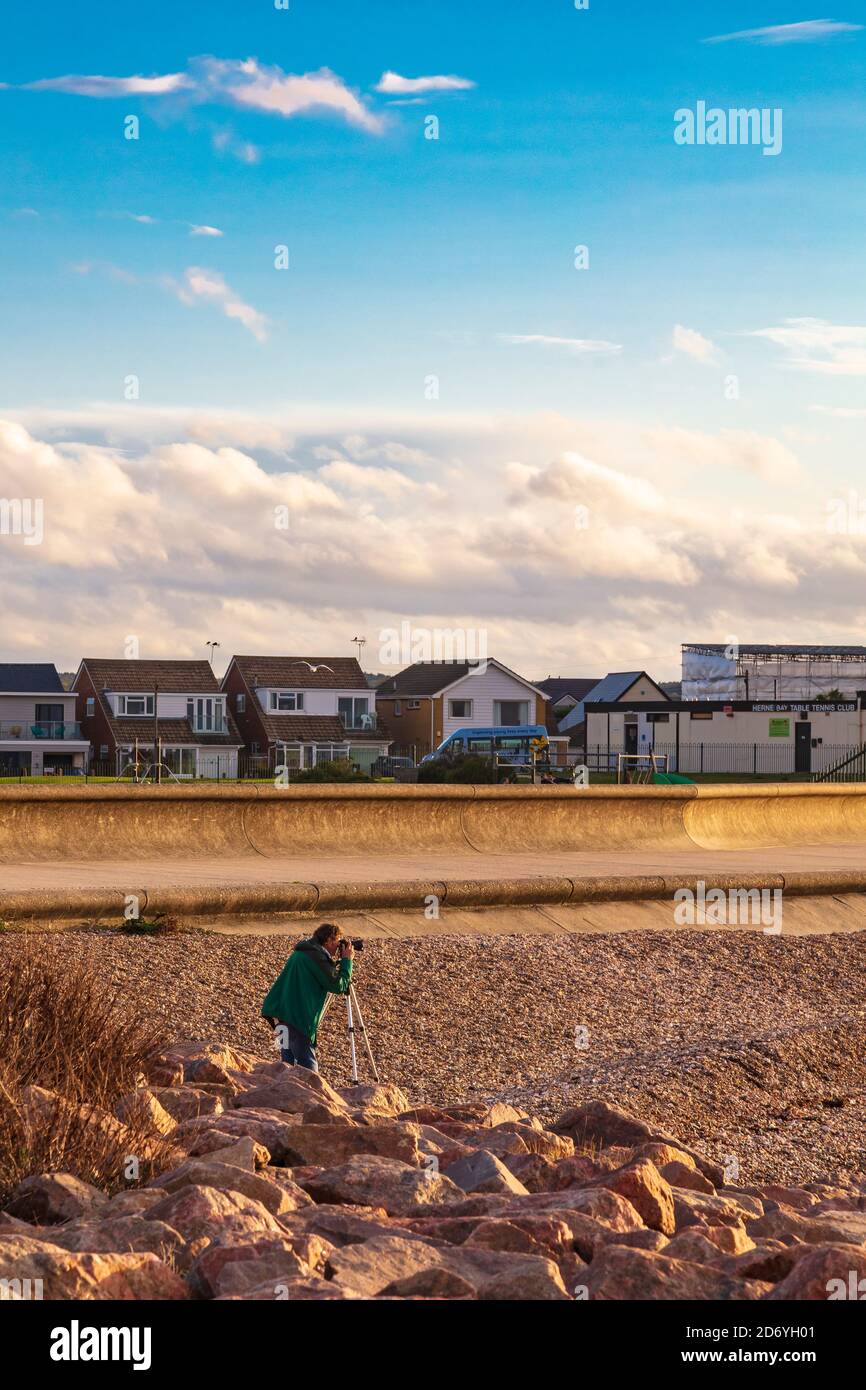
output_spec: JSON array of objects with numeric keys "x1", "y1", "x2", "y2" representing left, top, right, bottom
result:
[{"x1": 468, "y1": 737, "x2": 492, "y2": 754}]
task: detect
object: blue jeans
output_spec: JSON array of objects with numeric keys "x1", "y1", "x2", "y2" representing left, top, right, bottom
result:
[{"x1": 279, "y1": 1022, "x2": 319, "y2": 1073}]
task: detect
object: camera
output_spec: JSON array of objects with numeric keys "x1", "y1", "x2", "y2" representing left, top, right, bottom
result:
[{"x1": 350, "y1": 938, "x2": 364, "y2": 953}]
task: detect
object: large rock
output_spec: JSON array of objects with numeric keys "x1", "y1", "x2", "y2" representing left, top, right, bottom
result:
[
  {"x1": 444, "y1": 1150, "x2": 529, "y2": 1197},
  {"x1": 220, "y1": 1275, "x2": 361, "y2": 1300},
  {"x1": 291, "y1": 1205, "x2": 431, "y2": 1249},
  {"x1": 766, "y1": 1244, "x2": 866, "y2": 1300},
  {"x1": 510, "y1": 1185, "x2": 646, "y2": 1233},
  {"x1": 197, "y1": 1135, "x2": 271, "y2": 1171},
  {"x1": 0, "y1": 1235, "x2": 186, "y2": 1299},
  {"x1": 174, "y1": 1109, "x2": 304, "y2": 1164},
  {"x1": 748, "y1": 1208, "x2": 866, "y2": 1249},
  {"x1": 145, "y1": 1184, "x2": 285, "y2": 1245},
  {"x1": 303, "y1": 1155, "x2": 464, "y2": 1216},
  {"x1": 380, "y1": 1267, "x2": 476, "y2": 1299},
  {"x1": 591, "y1": 1160, "x2": 676, "y2": 1235},
  {"x1": 114, "y1": 1089, "x2": 177, "y2": 1136},
  {"x1": 672, "y1": 1188, "x2": 756, "y2": 1231},
  {"x1": 190, "y1": 1233, "x2": 332, "y2": 1298},
  {"x1": 336, "y1": 1083, "x2": 411, "y2": 1117},
  {"x1": 5, "y1": 1173, "x2": 108, "y2": 1225},
  {"x1": 280, "y1": 1123, "x2": 422, "y2": 1169},
  {"x1": 326, "y1": 1235, "x2": 443, "y2": 1296},
  {"x1": 37, "y1": 1216, "x2": 186, "y2": 1266},
  {"x1": 149, "y1": 1157, "x2": 309, "y2": 1215},
  {"x1": 233, "y1": 1078, "x2": 352, "y2": 1124},
  {"x1": 584, "y1": 1245, "x2": 767, "y2": 1301},
  {"x1": 503, "y1": 1152, "x2": 559, "y2": 1193},
  {"x1": 553, "y1": 1101, "x2": 724, "y2": 1185},
  {"x1": 150, "y1": 1087, "x2": 224, "y2": 1122}
]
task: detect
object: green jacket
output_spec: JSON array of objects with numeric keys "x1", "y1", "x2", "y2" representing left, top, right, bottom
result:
[{"x1": 262, "y1": 938, "x2": 353, "y2": 1044}]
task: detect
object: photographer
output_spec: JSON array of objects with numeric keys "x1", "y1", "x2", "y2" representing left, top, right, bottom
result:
[{"x1": 262, "y1": 923, "x2": 354, "y2": 1073}]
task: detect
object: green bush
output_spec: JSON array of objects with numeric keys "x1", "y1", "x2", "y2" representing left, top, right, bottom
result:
[
  {"x1": 293, "y1": 758, "x2": 370, "y2": 783},
  {"x1": 417, "y1": 753, "x2": 498, "y2": 784}
]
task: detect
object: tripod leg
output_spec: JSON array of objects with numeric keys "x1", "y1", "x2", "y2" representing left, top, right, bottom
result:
[
  {"x1": 345, "y1": 993, "x2": 359, "y2": 1084},
  {"x1": 350, "y1": 984, "x2": 380, "y2": 1084}
]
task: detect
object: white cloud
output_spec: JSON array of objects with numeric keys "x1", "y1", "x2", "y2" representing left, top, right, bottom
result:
[
  {"x1": 25, "y1": 72, "x2": 190, "y2": 96},
  {"x1": 374, "y1": 71, "x2": 475, "y2": 95},
  {"x1": 747, "y1": 317, "x2": 866, "y2": 376},
  {"x1": 672, "y1": 323, "x2": 719, "y2": 364},
  {"x1": 704, "y1": 20, "x2": 862, "y2": 45},
  {"x1": 811, "y1": 405, "x2": 866, "y2": 417},
  {"x1": 16, "y1": 57, "x2": 383, "y2": 135},
  {"x1": 127, "y1": 213, "x2": 157, "y2": 224},
  {"x1": 2, "y1": 409, "x2": 850, "y2": 678},
  {"x1": 197, "y1": 58, "x2": 384, "y2": 133},
  {"x1": 499, "y1": 334, "x2": 622, "y2": 356},
  {"x1": 166, "y1": 266, "x2": 269, "y2": 342},
  {"x1": 188, "y1": 224, "x2": 224, "y2": 237}
]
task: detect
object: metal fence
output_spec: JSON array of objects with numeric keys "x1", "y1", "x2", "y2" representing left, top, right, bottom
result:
[{"x1": 587, "y1": 742, "x2": 862, "y2": 777}]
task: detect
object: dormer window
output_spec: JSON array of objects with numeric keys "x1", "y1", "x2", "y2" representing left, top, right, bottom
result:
[
  {"x1": 270, "y1": 691, "x2": 304, "y2": 711},
  {"x1": 118, "y1": 694, "x2": 154, "y2": 716}
]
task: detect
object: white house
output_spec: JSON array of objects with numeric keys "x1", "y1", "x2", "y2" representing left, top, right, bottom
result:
[{"x1": 0, "y1": 663, "x2": 90, "y2": 775}]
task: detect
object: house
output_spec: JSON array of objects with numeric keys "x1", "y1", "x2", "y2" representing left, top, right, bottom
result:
[
  {"x1": 376, "y1": 659, "x2": 566, "y2": 760},
  {"x1": 73, "y1": 659, "x2": 244, "y2": 778},
  {"x1": 537, "y1": 677, "x2": 603, "y2": 726},
  {"x1": 0, "y1": 663, "x2": 91, "y2": 775},
  {"x1": 221, "y1": 656, "x2": 391, "y2": 773},
  {"x1": 560, "y1": 670, "x2": 670, "y2": 754}
]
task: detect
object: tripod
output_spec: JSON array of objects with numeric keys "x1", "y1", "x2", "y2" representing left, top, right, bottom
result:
[{"x1": 322, "y1": 984, "x2": 380, "y2": 1085}]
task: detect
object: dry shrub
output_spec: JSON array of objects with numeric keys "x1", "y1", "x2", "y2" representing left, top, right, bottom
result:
[{"x1": 0, "y1": 948, "x2": 176, "y2": 1205}]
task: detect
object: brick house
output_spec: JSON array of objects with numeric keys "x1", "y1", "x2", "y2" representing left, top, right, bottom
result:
[
  {"x1": 221, "y1": 656, "x2": 391, "y2": 773},
  {"x1": 73, "y1": 659, "x2": 244, "y2": 777},
  {"x1": 375, "y1": 658, "x2": 560, "y2": 760}
]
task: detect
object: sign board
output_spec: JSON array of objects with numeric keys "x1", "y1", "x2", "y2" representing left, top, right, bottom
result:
[{"x1": 768, "y1": 718, "x2": 790, "y2": 737}]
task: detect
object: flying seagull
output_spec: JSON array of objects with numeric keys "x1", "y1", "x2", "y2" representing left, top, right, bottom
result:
[{"x1": 291, "y1": 661, "x2": 334, "y2": 673}]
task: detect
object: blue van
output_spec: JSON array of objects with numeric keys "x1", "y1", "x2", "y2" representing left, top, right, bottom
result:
[{"x1": 421, "y1": 725, "x2": 549, "y2": 765}]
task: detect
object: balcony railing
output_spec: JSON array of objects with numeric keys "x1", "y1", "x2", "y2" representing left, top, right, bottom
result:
[
  {"x1": 191, "y1": 718, "x2": 229, "y2": 735},
  {"x1": 0, "y1": 720, "x2": 83, "y2": 740},
  {"x1": 339, "y1": 713, "x2": 377, "y2": 731}
]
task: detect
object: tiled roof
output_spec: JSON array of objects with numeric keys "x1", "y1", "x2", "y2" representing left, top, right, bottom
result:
[
  {"x1": 537, "y1": 677, "x2": 601, "y2": 703},
  {"x1": 377, "y1": 663, "x2": 478, "y2": 697},
  {"x1": 0, "y1": 663, "x2": 64, "y2": 693},
  {"x1": 259, "y1": 714, "x2": 389, "y2": 745},
  {"x1": 230, "y1": 657, "x2": 368, "y2": 691},
  {"x1": 81, "y1": 660, "x2": 221, "y2": 693}
]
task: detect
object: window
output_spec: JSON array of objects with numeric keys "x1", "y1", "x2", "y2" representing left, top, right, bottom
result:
[
  {"x1": 187, "y1": 697, "x2": 227, "y2": 733},
  {"x1": 118, "y1": 694, "x2": 154, "y2": 716},
  {"x1": 494, "y1": 700, "x2": 530, "y2": 726},
  {"x1": 236, "y1": 693, "x2": 246, "y2": 713},
  {"x1": 407, "y1": 700, "x2": 421, "y2": 710},
  {"x1": 690, "y1": 710, "x2": 713, "y2": 721},
  {"x1": 646, "y1": 712, "x2": 670, "y2": 723},
  {"x1": 35, "y1": 704, "x2": 64, "y2": 723},
  {"x1": 339, "y1": 697, "x2": 371, "y2": 729},
  {"x1": 393, "y1": 700, "x2": 402, "y2": 716},
  {"x1": 467, "y1": 737, "x2": 491, "y2": 754},
  {"x1": 270, "y1": 691, "x2": 304, "y2": 711},
  {"x1": 449, "y1": 699, "x2": 473, "y2": 719},
  {"x1": 85, "y1": 696, "x2": 95, "y2": 717},
  {"x1": 99, "y1": 744, "x2": 108, "y2": 758}
]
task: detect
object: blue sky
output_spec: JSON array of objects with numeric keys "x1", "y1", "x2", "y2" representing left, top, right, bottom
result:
[{"x1": 1, "y1": 5, "x2": 866, "y2": 676}]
